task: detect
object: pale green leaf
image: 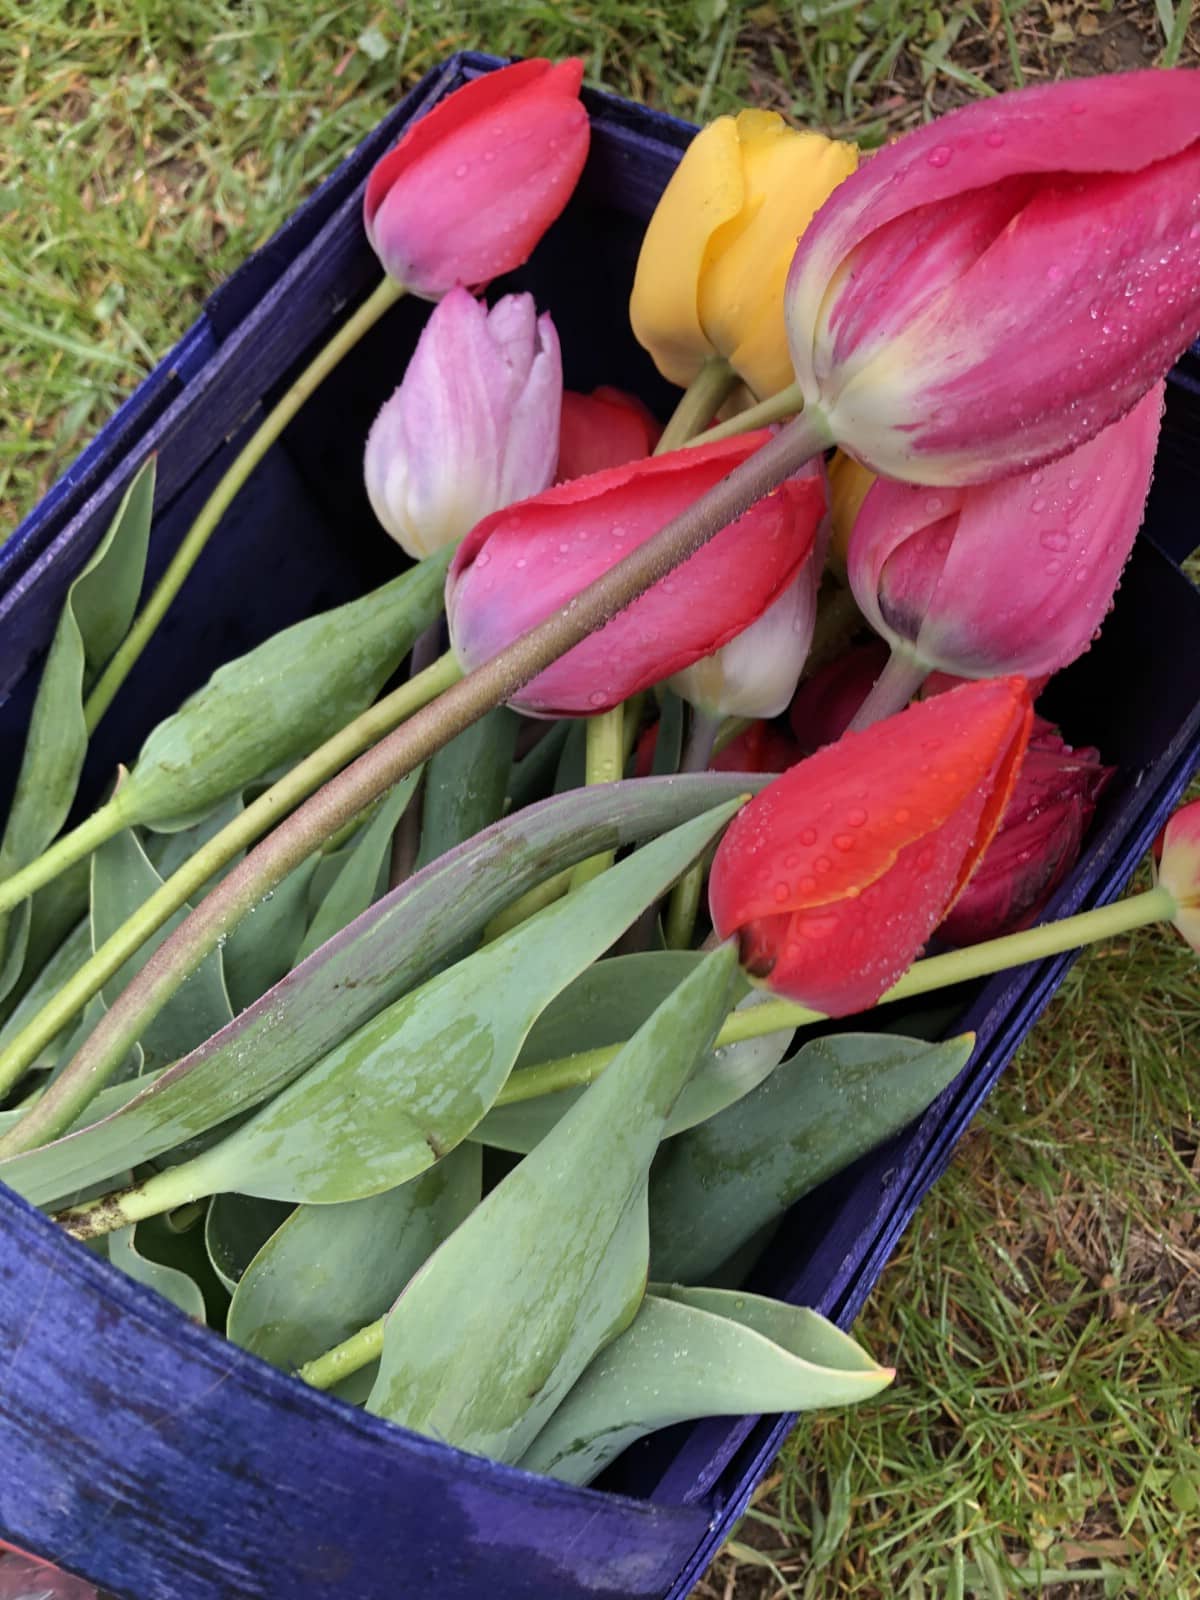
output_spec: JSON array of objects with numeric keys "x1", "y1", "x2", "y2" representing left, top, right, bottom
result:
[
  {"x1": 108, "y1": 1219, "x2": 206, "y2": 1321},
  {"x1": 416, "y1": 709, "x2": 519, "y2": 869}
]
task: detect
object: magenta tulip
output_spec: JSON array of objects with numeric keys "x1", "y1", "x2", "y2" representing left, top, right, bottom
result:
[
  {"x1": 364, "y1": 287, "x2": 561, "y2": 559},
  {"x1": 445, "y1": 434, "x2": 826, "y2": 716},
  {"x1": 848, "y1": 383, "x2": 1163, "y2": 683},
  {"x1": 784, "y1": 70, "x2": 1200, "y2": 483},
  {"x1": 938, "y1": 719, "x2": 1113, "y2": 945},
  {"x1": 364, "y1": 59, "x2": 590, "y2": 297}
]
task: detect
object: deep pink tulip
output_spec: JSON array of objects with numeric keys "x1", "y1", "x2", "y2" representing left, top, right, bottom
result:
[
  {"x1": 785, "y1": 70, "x2": 1200, "y2": 483},
  {"x1": 556, "y1": 386, "x2": 662, "y2": 481},
  {"x1": 788, "y1": 640, "x2": 890, "y2": 753},
  {"x1": 1156, "y1": 799, "x2": 1200, "y2": 954},
  {"x1": 848, "y1": 384, "x2": 1163, "y2": 680},
  {"x1": 364, "y1": 59, "x2": 590, "y2": 297},
  {"x1": 445, "y1": 434, "x2": 825, "y2": 716},
  {"x1": 938, "y1": 719, "x2": 1113, "y2": 945}
]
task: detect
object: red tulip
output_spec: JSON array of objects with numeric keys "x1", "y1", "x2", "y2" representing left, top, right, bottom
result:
[
  {"x1": 784, "y1": 70, "x2": 1200, "y2": 483},
  {"x1": 556, "y1": 386, "x2": 662, "y2": 480},
  {"x1": 788, "y1": 640, "x2": 890, "y2": 753},
  {"x1": 711, "y1": 721, "x2": 803, "y2": 774},
  {"x1": 1156, "y1": 799, "x2": 1200, "y2": 954},
  {"x1": 847, "y1": 387, "x2": 1163, "y2": 680},
  {"x1": 938, "y1": 719, "x2": 1113, "y2": 945},
  {"x1": 709, "y1": 678, "x2": 1033, "y2": 1014},
  {"x1": 446, "y1": 434, "x2": 825, "y2": 716},
  {"x1": 364, "y1": 59, "x2": 590, "y2": 297}
]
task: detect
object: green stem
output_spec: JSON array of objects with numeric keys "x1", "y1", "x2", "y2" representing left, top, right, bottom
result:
[
  {"x1": 568, "y1": 704, "x2": 625, "y2": 892},
  {"x1": 298, "y1": 1321, "x2": 386, "y2": 1391},
  {"x1": 0, "y1": 793, "x2": 136, "y2": 914},
  {"x1": 846, "y1": 647, "x2": 929, "y2": 732},
  {"x1": 497, "y1": 887, "x2": 1178, "y2": 1103},
  {"x1": 0, "y1": 651, "x2": 462, "y2": 1138},
  {"x1": 656, "y1": 357, "x2": 739, "y2": 454},
  {"x1": 6, "y1": 413, "x2": 832, "y2": 1156},
  {"x1": 686, "y1": 380, "x2": 805, "y2": 449},
  {"x1": 664, "y1": 708, "x2": 723, "y2": 950},
  {"x1": 82, "y1": 276, "x2": 406, "y2": 734}
]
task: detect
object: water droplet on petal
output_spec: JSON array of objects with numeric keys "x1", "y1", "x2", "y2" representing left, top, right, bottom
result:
[
  {"x1": 926, "y1": 145, "x2": 953, "y2": 168},
  {"x1": 588, "y1": 690, "x2": 608, "y2": 708},
  {"x1": 799, "y1": 827, "x2": 818, "y2": 847},
  {"x1": 833, "y1": 833, "x2": 855, "y2": 852}
]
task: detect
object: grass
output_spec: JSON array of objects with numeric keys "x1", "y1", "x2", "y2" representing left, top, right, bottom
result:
[{"x1": 2, "y1": 2, "x2": 1198, "y2": 1596}]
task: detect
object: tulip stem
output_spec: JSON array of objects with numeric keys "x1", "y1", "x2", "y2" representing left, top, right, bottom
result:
[
  {"x1": 82, "y1": 275, "x2": 408, "y2": 734},
  {"x1": 0, "y1": 649, "x2": 462, "y2": 1145},
  {"x1": 569, "y1": 704, "x2": 625, "y2": 891},
  {"x1": 656, "y1": 357, "x2": 739, "y2": 454},
  {"x1": 847, "y1": 648, "x2": 930, "y2": 732},
  {"x1": 7, "y1": 412, "x2": 832, "y2": 1156},
  {"x1": 0, "y1": 793, "x2": 136, "y2": 916},
  {"x1": 496, "y1": 885, "x2": 1178, "y2": 1102},
  {"x1": 665, "y1": 709, "x2": 723, "y2": 949},
  {"x1": 298, "y1": 1321, "x2": 385, "y2": 1391},
  {"x1": 687, "y1": 381, "x2": 806, "y2": 449}
]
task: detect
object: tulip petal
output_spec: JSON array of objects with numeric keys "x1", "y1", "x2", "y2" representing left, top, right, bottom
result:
[
  {"x1": 556, "y1": 387, "x2": 661, "y2": 481},
  {"x1": 1158, "y1": 799, "x2": 1200, "y2": 953}
]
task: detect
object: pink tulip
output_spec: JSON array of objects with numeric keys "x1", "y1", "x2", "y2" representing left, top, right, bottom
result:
[
  {"x1": 1156, "y1": 799, "x2": 1200, "y2": 954},
  {"x1": 364, "y1": 288, "x2": 561, "y2": 560},
  {"x1": 938, "y1": 718, "x2": 1113, "y2": 945},
  {"x1": 446, "y1": 434, "x2": 825, "y2": 716},
  {"x1": 848, "y1": 384, "x2": 1163, "y2": 680},
  {"x1": 364, "y1": 59, "x2": 590, "y2": 297},
  {"x1": 556, "y1": 386, "x2": 662, "y2": 480},
  {"x1": 784, "y1": 70, "x2": 1200, "y2": 483}
]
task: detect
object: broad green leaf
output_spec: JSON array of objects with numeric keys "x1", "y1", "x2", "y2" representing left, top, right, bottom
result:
[
  {"x1": 144, "y1": 790, "x2": 246, "y2": 891},
  {"x1": 227, "y1": 1143, "x2": 480, "y2": 1371},
  {"x1": 0, "y1": 918, "x2": 91, "y2": 1071},
  {"x1": 506, "y1": 722, "x2": 569, "y2": 813},
  {"x1": 222, "y1": 857, "x2": 321, "y2": 1014},
  {"x1": 553, "y1": 721, "x2": 588, "y2": 793},
  {"x1": 92, "y1": 825, "x2": 233, "y2": 1072},
  {"x1": 1, "y1": 774, "x2": 762, "y2": 1209},
  {"x1": 137, "y1": 804, "x2": 742, "y2": 1206},
  {"x1": 108, "y1": 1219, "x2": 206, "y2": 1321},
  {"x1": 474, "y1": 956, "x2": 791, "y2": 1155},
  {"x1": 0, "y1": 1074, "x2": 153, "y2": 1141},
  {"x1": 204, "y1": 1193, "x2": 294, "y2": 1295},
  {"x1": 120, "y1": 547, "x2": 452, "y2": 832},
  {"x1": 0, "y1": 458, "x2": 156, "y2": 1001},
  {"x1": 649, "y1": 692, "x2": 686, "y2": 777},
  {"x1": 415, "y1": 709, "x2": 518, "y2": 869},
  {"x1": 294, "y1": 769, "x2": 423, "y2": 963},
  {"x1": 366, "y1": 943, "x2": 739, "y2": 1463},
  {"x1": 0, "y1": 862, "x2": 89, "y2": 1038},
  {"x1": 519, "y1": 1285, "x2": 893, "y2": 1485},
  {"x1": 649, "y1": 1032, "x2": 975, "y2": 1284}
]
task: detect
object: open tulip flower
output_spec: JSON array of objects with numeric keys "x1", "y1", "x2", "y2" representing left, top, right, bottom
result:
[
  {"x1": 631, "y1": 109, "x2": 857, "y2": 399},
  {"x1": 844, "y1": 382, "x2": 1163, "y2": 721},
  {"x1": 446, "y1": 433, "x2": 826, "y2": 716},
  {"x1": 937, "y1": 718, "x2": 1114, "y2": 946},
  {"x1": 785, "y1": 70, "x2": 1200, "y2": 483},
  {"x1": 365, "y1": 58, "x2": 590, "y2": 297},
  {"x1": 709, "y1": 678, "x2": 1033, "y2": 1014},
  {"x1": 364, "y1": 287, "x2": 562, "y2": 559},
  {"x1": 1156, "y1": 799, "x2": 1200, "y2": 954}
]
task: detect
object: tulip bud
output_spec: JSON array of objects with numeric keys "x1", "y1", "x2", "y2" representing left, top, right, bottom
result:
[
  {"x1": 847, "y1": 385, "x2": 1163, "y2": 681},
  {"x1": 670, "y1": 462, "x2": 827, "y2": 720},
  {"x1": 938, "y1": 720, "x2": 1113, "y2": 945},
  {"x1": 784, "y1": 70, "x2": 1200, "y2": 483},
  {"x1": 1156, "y1": 798, "x2": 1200, "y2": 954},
  {"x1": 446, "y1": 434, "x2": 826, "y2": 717},
  {"x1": 556, "y1": 386, "x2": 662, "y2": 481},
  {"x1": 711, "y1": 721, "x2": 802, "y2": 775},
  {"x1": 364, "y1": 287, "x2": 562, "y2": 560},
  {"x1": 709, "y1": 678, "x2": 1033, "y2": 1015},
  {"x1": 631, "y1": 110, "x2": 857, "y2": 399},
  {"x1": 364, "y1": 59, "x2": 590, "y2": 297}
]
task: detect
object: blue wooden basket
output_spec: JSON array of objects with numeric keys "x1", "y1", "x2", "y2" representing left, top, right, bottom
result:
[{"x1": 1, "y1": 53, "x2": 1198, "y2": 1600}]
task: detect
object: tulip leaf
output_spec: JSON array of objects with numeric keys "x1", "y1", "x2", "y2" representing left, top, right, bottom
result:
[
  {"x1": 222, "y1": 856, "x2": 320, "y2": 1014},
  {"x1": 519, "y1": 1285, "x2": 893, "y2": 1485},
  {"x1": 131, "y1": 804, "x2": 742, "y2": 1208},
  {"x1": 415, "y1": 709, "x2": 519, "y2": 869},
  {"x1": 0, "y1": 1075, "x2": 153, "y2": 1142},
  {"x1": 294, "y1": 770, "x2": 423, "y2": 964},
  {"x1": 0, "y1": 917, "x2": 92, "y2": 1073},
  {"x1": 649, "y1": 692, "x2": 686, "y2": 777},
  {"x1": 0, "y1": 457, "x2": 156, "y2": 1002},
  {"x1": 203, "y1": 1194, "x2": 295, "y2": 1295},
  {"x1": 108, "y1": 1219, "x2": 207, "y2": 1322},
  {"x1": 473, "y1": 955, "x2": 792, "y2": 1155},
  {"x1": 506, "y1": 722, "x2": 569, "y2": 813},
  {"x1": 92, "y1": 825, "x2": 234, "y2": 1073},
  {"x1": 1, "y1": 775, "x2": 762, "y2": 1210},
  {"x1": 553, "y1": 721, "x2": 589, "y2": 793},
  {"x1": 121, "y1": 548, "x2": 452, "y2": 832},
  {"x1": 648, "y1": 1032, "x2": 975, "y2": 1284},
  {"x1": 365, "y1": 943, "x2": 739, "y2": 1463},
  {"x1": 227, "y1": 1143, "x2": 480, "y2": 1372}
]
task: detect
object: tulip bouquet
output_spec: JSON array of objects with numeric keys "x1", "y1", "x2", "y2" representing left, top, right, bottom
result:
[{"x1": 1, "y1": 53, "x2": 1199, "y2": 1525}]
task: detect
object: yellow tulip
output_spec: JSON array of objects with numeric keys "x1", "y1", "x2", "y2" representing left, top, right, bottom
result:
[
  {"x1": 630, "y1": 109, "x2": 857, "y2": 400},
  {"x1": 827, "y1": 449, "x2": 877, "y2": 577}
]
